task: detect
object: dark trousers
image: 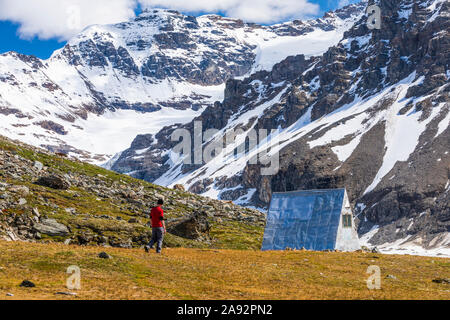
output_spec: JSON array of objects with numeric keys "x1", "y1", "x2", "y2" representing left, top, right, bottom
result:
[{"x1": 149, "y1": 227, "x2": 164, "y2": 253}]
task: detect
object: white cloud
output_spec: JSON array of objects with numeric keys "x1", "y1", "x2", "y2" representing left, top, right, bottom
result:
[
  {"x1": 338, "y1": 0, "x2": 350, "y2": 7},
  {"x1": 138, "y1": 0, "x2": 320, "y2": 24},
  {"x1": 0, "y1": 0, "x2": 136, "y2": 40}
]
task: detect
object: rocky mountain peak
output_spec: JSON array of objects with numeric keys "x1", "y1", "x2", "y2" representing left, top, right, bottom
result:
[
  {"x1": 110, "y1": 0, "x2": 449, "y2": 255},
  {"x1": 0, "y1": 3, "x2": 365, "y2": 164}
]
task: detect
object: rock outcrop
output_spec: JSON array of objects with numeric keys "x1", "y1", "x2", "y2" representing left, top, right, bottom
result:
[
  {"x1": 167, "y1": 211, "x2": 211, "y2": 240},
  {"x1": 35, "y1": 175, "x2": 71, "y2": 190},
  {"x1": 33, "y1": 219, "x2": 70, "y2": 237}
]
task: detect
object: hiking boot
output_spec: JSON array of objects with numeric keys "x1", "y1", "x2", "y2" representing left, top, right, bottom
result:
[{"x1": 144, "y1": 246, "x2": 149, "y2": 253}]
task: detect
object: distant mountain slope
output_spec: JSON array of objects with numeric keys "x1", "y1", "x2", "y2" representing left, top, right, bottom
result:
[
  {"x1": 0, "y1": 3, "x2": 365, "y2": 163},
  {"x1": 113, "y1": 0, "x2": 449, "y2": 255}
]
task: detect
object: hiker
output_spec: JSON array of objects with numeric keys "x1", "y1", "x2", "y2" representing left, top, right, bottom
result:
[{"x1": 145, "y1": 199, "x2": 166, "y2": 254}]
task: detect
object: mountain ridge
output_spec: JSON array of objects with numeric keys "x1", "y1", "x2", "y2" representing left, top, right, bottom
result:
[{"x1": 0, "y1": 2, "x2": 365, "y2": 163}]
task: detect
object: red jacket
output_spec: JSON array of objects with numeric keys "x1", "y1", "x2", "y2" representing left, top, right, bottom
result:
[{"x1": 150, "y1": 206, "x2": 164, "y2": 228}]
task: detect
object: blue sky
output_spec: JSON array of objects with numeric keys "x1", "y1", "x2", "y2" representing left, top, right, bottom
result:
[{"x1": 0, "y1": 0, "x2": 358, "y2": 59}]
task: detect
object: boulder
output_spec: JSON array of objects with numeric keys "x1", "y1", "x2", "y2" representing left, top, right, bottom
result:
[
  {"x1": 98, "y1": 252, "x2": 111, "y2": 259},
  {"x1": 77, "y1": 233, "x2": 93, "y2": 245},
  {"x1": 32, "y1": 208, "x2": 40, "y2": 218},
  {"x1": 168, "y1": 211, "x2": 210, "y2": 240},
  {"x1": 19, "y1": 280, "x2": 35, "y2": 288},
  {"x1": 432, "y1": 278, "x2": 450, "y2": 284},
  {"x1": 33, "y1": 219, "x2": 69, "y2": 236},
  {"x1": 33, "y1": 161, "x2": 43, "y2": 172},
  {"x1": 64, "y1": 208, "x2": 77, "y2": 215},
  {"x1": 10, "y1": 185, "x2": 30, "y2": 195},
  {"x1": 55, "y1": 292, "x2": 77, "y2": 296},
  {"x1": 35, "y1": 175, "x2": 71, "y2": 190},
  {"x1": 173, "y1": 184, "x2": 185, "y2": 192}
]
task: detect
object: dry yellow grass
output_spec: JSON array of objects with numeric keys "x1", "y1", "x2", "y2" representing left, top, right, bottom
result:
[{"x1": 0, "y1": 240, "x2": 448, "y2": 300}]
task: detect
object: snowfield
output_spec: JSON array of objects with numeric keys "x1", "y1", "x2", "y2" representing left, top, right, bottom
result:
[{"x1": 360, "y1": 226, "x2": 450, "y2": 258}]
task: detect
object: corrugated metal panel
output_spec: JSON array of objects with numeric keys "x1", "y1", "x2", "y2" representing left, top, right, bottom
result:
[{"x1": 262, "y1": 189, "x2": 346, "y2": 251}]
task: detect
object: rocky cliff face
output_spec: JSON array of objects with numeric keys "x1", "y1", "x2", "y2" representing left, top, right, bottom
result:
[
  {"x1": 113, "y1": 0, "x2": 449, "y2": 254},
  {"x1": 0, "y1": 4, "x2": 364, "y2": 164}
]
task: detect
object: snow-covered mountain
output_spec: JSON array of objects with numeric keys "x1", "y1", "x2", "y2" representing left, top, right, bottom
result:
[
  {"x1": 111, "y1": 0, "x2": 450, "y2": 255},
  {"x1": 1, "y1": 0, "x2": 448, "y2": 256},
  {"x1": 0, "y1": 3, "x2": 365, "y2": 163}
]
